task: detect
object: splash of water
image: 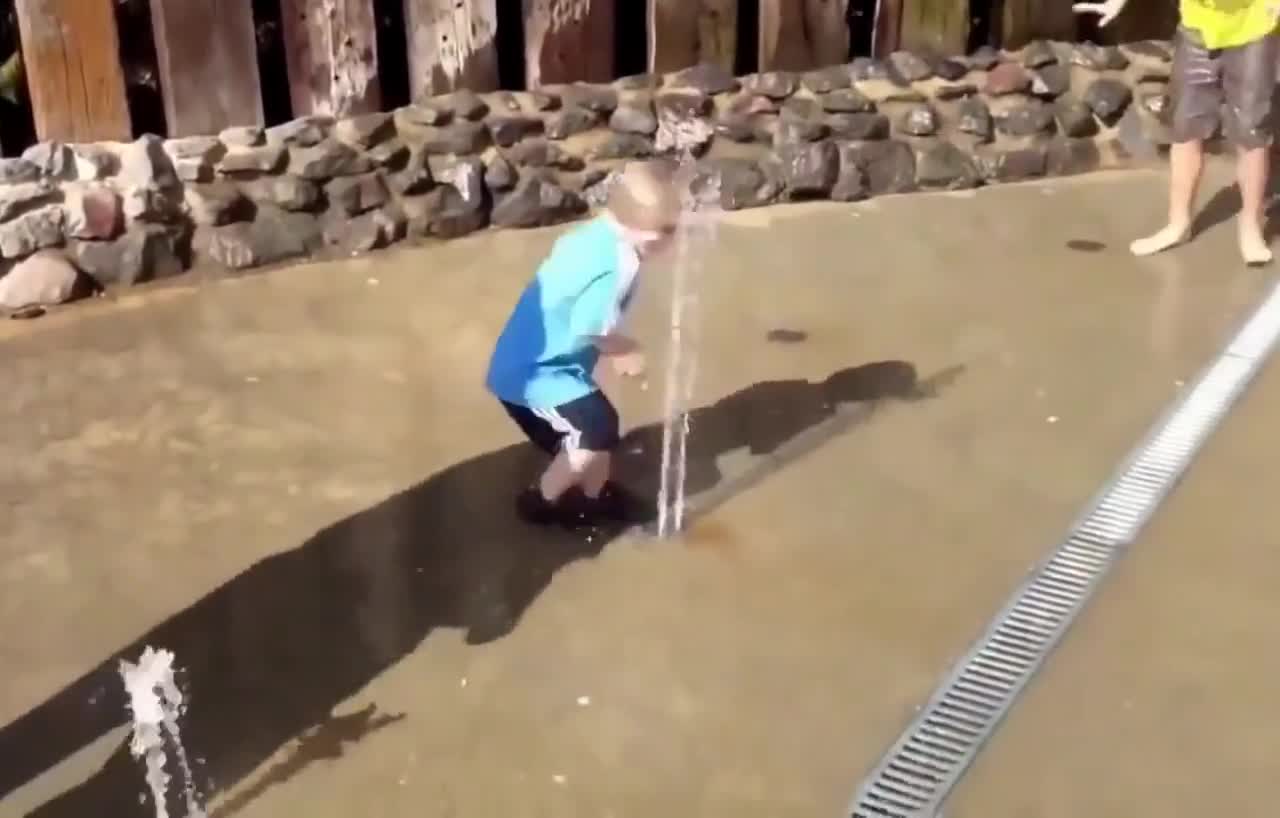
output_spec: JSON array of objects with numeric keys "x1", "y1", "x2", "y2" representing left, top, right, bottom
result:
[
  {"x1": 654, "y1": 114, "x2": 721, "y2": 538},
  {"x1": 120, "y1": 646, "x2": 205, "y2": 818}
]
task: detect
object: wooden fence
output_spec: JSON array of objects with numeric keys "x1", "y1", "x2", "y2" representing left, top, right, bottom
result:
[{"x1": 2, "y1": 0, "x2": 1175, "y2": 151}]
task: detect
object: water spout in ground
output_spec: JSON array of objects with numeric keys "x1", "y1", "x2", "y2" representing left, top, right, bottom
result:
[{"x1": 120, "y1": 646, "x2": 206, "y2": 818}]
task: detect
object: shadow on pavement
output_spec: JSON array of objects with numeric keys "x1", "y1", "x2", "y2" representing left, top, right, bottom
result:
[{"x1": 3, "y1": 359, "x2": 960, "y2": 817}]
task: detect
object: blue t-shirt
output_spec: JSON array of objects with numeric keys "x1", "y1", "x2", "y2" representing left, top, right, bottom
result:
[{"x1": 486, "y1": 217, "x2": 636, "y2": 409}]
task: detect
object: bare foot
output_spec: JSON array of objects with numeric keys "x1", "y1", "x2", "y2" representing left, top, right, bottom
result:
[
  {"x1": 1130, "y1": 223, "x2": 1190, "y2": 257},
  {"x1": 1238, "y1": 221, "x2": 1273, "y2": 265}
]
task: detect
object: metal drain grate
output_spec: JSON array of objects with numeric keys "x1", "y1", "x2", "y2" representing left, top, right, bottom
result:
[{"x1": 847, "y1": 279, "x2": 1280, "y2": 818}]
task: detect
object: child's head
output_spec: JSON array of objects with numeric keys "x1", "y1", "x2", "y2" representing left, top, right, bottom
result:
[{"x1": 606, "y1": 159, "x2": 683, "y2": 256}]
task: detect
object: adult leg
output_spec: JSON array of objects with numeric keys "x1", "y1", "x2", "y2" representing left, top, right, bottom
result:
[{"x1": 1223, "y1": 32, "x2": 1278, "y2": 264}]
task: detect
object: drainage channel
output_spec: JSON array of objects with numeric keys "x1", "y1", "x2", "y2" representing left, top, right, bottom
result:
[{"x1": 846, "y1": 278, "x2": 1280, "y2": 818}]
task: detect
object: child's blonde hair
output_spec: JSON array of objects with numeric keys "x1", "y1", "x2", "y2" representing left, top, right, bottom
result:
[{"x1": 606, "y1": 159, "x2": 684, "y2": 233}]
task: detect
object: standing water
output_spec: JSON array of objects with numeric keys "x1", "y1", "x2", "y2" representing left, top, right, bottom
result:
[
  {"x1": 653, "y1": 114, "x2": 722, "y2": 538},
  {"x1": 119, "y1": 646, "x2": 205, "y2": 818}
]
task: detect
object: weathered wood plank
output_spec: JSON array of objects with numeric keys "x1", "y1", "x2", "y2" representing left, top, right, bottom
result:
[
  {"x1": 872, "y1": 0, "x2": 904, "y2": 58},
  {"x1": 899, "y1": 0, "x2": 969, "y2": 56},
  {"x1": 149, "y1": 0, "x2": 263, "y2": 136},
  {"x1": 523, "y1": 0, "x2": 615, "y2": 87},
  {"x1": 279, "y1": 0, "x2": 381, "y2": 117},
  {"x1": 1001, "y1": 0, "x2": 1077, "y2": 49},
  {"x1": 648, "y1": 0, "x2": 737, "y2": 74},
  {"x1": 12, "y1": 0, "x2": 130, "y2": 142},
  {"x1": 759, "y1": 0, "x2": 850, "y2": 72},
  {"x1": 403, "y1": 0, "x2": 499, "y2": 100}
]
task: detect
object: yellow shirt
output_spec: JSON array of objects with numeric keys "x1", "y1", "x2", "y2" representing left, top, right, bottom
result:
[{"x1": 1181, "y1": 0, "x2": 1279, "y2": 49}]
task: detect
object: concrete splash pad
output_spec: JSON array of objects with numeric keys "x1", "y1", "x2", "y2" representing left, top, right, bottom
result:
[{"x1": 0, "y1": 161, "x2": 1275, "y2": 817}]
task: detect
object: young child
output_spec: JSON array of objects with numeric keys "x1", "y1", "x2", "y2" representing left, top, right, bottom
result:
[{"x1": 485, "y1": 159, "x2": 683, "y2": 525}]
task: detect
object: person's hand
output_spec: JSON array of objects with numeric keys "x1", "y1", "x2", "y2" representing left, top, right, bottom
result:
[
  {"x1": 612, "y1": 351, "x2": 646, "y2": 378},
  {"x1": 1072, "y1": 0, "x2": 1128, "y2": 27}
]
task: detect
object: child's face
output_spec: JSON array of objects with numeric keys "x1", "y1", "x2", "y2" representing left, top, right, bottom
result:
[{"x1": 633, "y1": 224, "x2": 677, "y2": 258}]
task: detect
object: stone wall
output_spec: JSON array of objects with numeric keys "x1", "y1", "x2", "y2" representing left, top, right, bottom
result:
[{"x1": 0, "y1": 38, "x2": 1175, "y2": 315}]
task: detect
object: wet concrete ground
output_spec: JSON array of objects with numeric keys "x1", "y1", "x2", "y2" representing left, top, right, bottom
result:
[{"x1": 0, "y1": 159, "x2": 1272, "y2": 817}]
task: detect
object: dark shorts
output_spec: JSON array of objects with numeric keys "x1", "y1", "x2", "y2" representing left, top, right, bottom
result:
[
  {"x1": 500, "y1": 391, "x2": 621, "y2": 455},
  {"x1": 1170, "y1": 25, "x2": 1278, "y2": 148}
]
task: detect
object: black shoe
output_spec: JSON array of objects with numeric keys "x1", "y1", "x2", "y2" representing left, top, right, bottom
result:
[
  {"x1": 589, "y1": 481, "x2": 652, "y2": 524},
  {"x1": 515, "y1": 487, "x2": 560, "y2": 525}
]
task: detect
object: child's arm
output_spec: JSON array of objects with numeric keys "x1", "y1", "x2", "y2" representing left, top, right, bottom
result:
[
  {"x1": 570, "y1": 275, "x2": 641, "y2": 356},
  {"x1": 586, "y1": 333, "x2": 639, "y2": 356}
]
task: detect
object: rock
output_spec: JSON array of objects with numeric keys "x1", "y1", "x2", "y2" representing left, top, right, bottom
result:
[
  {"x1": 985, "y1": 62, "x2": 1031, "y2": 95},
  {"x1": 164, "y1": 136, "x2": 223, "y2": 164},
  {"x1": 1115, "y1": 105, "x2": 1169, "y2": 158},
  {"x1": 486, "y1": 91, "x2": 521, "y2": 114},
  {"x1": 173, "y1": 159, "x2": 211, "y2": 183},
  {"x1": 241, "y1": 174, "x2": 323, "y2": 211},
  {"x1": 428, "y1": 156, "x2": 486, "y2": 213},
  {"x1": 694, "y1": 158, "x2": 780, "y2": 210},
  {"x1": 776, "y1": 140, "x2": 839, "y2": 197},
  {"x1": 1071, "y1": 42, "x2": 1129, "y2": 70},
  {"x1": 185, "y1": 182, "x2": 252, "y2": 225},
  {"x1": 0, "y1": 206, "x2": 65, "y2": 258},
  {"x1": 655, "y1": 113, "x2": 715, "y2": 155},
  {"x1": 610, "y1": 103, "x2": 658, "y2": 135},
  {"x1": 589, "y1": 134, "x2": 655, "y2": 160},
  {"x1": 556, "y1": 84, "x2": 617, "y2": 114},
  {"x1": 0, "y1": 158, "x2": 41, "y2": 184},
  {"x1": 850, "y1": 57, "x2": 889, "y2": 81},
  {"x1": 335, "y1": 112, "x2": 395, "y2": 148},
  {"x1": 419, "y1": 121, "x2": 491, "y2": 155},
  {"x1": 121, "y1": 186, "x2": 183, "y2": 223},
  {"x1": 324, "y1": 209, "x2": 388, "y2": 254},
  {"x1": 546, "y1": 107, "x2": 598, "y2": 139},
  {"x1": 1083, "y1": 78, "x2": 1132, "y2": 124},
  {"x1": 384, "y1": 147, "x2": 433, "y2": 195},
  {"x1": 975, "y1": 146, "x2": 1047, "y2": 182},
  {"x1": 1122, "y1": 40, "x2": 1172, "y2": 63},
  {"x1": 774, "y1": 118, "x2": 829, "y2": 145},
  {"x1": 656, "y1": 92, "x2": 712, "y2": 119},
  {"x1": 714, "y1": 114, "x2": 758, "y2": 143},
  {"x1": 0, "y1": 182, "x2": 59, "y2": 222},
  {"x1": 1021, "y1": 39, "x2": 1058, "y2": 68},
  {"x1": 65, "y1": 186, "x2": 122, "y2": 239},
  {"x1": 1046, "y1": 137, "x2": 1102, "y2": 175},
  {"x1": 70, "y1": 145, "x2": 119, "y2": 181},
  {"x1": 488, "y1": 115, "x2": 544, "y2": 147},
  {"x1": 613, "y1": 73, "x2": 656, "y2": 91},
  {"x1": 855, "y1": 80, "x2": 926, "y2": 104},
  {"x1": 220, "y1": 126, "x2": 264, "y2": 147},
  {"x1": 831, "y1": 162, "x2": 867, "y2": 201},
  {"x1": 900, "y1": 105, "x2": 940, "y2": 136},
  {"x1": 367, "y1": 138, "x2": 410, "y2": 168},
  {"x1": 439, "y1": 89, "x2": 490, "y2": 120},
  {"x1": 916, "y1": 143, "x2": 980, "y2": 189},
  {"x1": 670, "y1": 62, "x2": 738, "y2": 95},
  {"x1": 933, "y1": 58, "x2": 969, "y2": 81},
  {"x1": 827, "y1": 113, "x2": 890, "y2": 140},
  {"x1": 266, "y1": 117, "x2": 333, "y2": 147},
  {"x1": 821, "y1": 88, "x2": 874, "y2": 113},
  {"x1": 967, "y1": 45, "x2": 1001, "y2": 70},
  {"x1": 997, "y1": 99, "x2": 1055, "y2": 136},
  {"x1": 397, "y1": 103, "x2": 451, "y2": 127},
  {"x1": 70, "y1": 224, "x2": 184, "y2": 286},
  {"x1": 839, "y1": 141, "x2": 916, "y2": 195},
  {"x1": 507, "y1": 139, "x2": 583, "y2": 170},
  {"x1": 402, "y1": 183, "x2": 488, "y2": 239},
  {"x1": 289, "y1": 139, "x2": 374, "y2": 179},
  {"x1": 1054, "y1": 98, "x2": 1098, "y2": 137},
  {"x1": 744, "y1": 71, "x2": 798, "y2": 99},
  {"x1": 491, "y1": 178, "x2": 586, "y2": 228},
  {"x1": 934, "y1": 83, "x2": 979, "y2": 101},
  {"x1": 119, "y1": 135, "x2": 180, "y2": 191},
  {"x1": 218, "y1": 145, "x2": 287, "y2": 176},
  {"x1": 485, "y1": 155, "x2": 518, "y2": 191},
  {"x1": 1141, "y1": 91, "x2": 1171, "y2": 118},
  {"x1": 801, "y1": 66, "x2": 852, "y2": 93},
  {"x1": 0, "y1": 251, "x2": 82, "y2": 309},
  {"x1": 957, "y1": 97, "x2": 994, "y2": 141},
  {"x1": 205, "y1": 207, "x2": 321, "y2": 269},
  {"x1": 888, "y1": 50, "x2": 933, "y2": 82},
  {"x1": 22, "y1": 142, "x2": 75, "y2": 179},
  {"x1": 1031, "y1": 64, "x2": 1071, "y2": 98},
  {"x1": 527, "y1": 90, "x2": 561, "y2": 110},
  {"x1": 781, "y1": 97, "x2": 822, "y2": 120},
  {"x1": 326, "y1": 173, "x2": 389, "y2": 216}
]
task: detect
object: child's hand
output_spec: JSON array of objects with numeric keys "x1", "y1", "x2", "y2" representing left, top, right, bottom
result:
[{"x1": 612, "y1": 351, "x2": 647, "y2": 378}]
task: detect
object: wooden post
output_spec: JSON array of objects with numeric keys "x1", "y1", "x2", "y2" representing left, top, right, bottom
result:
[
  {"x1": 149, "y1": 0, "x2": 264, "y2": 136},
  {"x1": 403, "y1": 0, "x2": 500, "y2": 100},
  {"x1": 759, "y1": 0, "x2": 850, "y2": 72},
  {"x1": 648, "y1": 0, "x2": 737, "y2": 75},
  {"x1": 523, "y1": 0, "x2": 615, "y2": 88},
  {"x1": 872, "y1": 0, "x2": 903, "y2": 58},
  {"x1": 899, "y1": 0, "x2": 970, "y2": 56},
  {"x1": 12, "y1": 0, "x2": 131, "y2": 142},
  {"x1": 1001, "y1": 0, "x2": 1077, "y2": 49},
  {"x1": 279, "y1": 0, "x2": 382, "y2": 117}
]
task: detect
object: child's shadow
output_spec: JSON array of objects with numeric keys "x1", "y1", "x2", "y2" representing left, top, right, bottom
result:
[{"x1": 7, "y1": 359, "x2": 959, "y2": 818}]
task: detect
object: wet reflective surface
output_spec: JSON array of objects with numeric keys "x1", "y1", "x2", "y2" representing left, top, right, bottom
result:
[{"x1": 0, "y1": 160, "x2": 1272, "y2": 817}]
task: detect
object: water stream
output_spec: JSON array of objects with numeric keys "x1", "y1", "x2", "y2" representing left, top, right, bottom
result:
[{"x1": 119, "y1": 646, "x2": 205, "y2": 818}]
